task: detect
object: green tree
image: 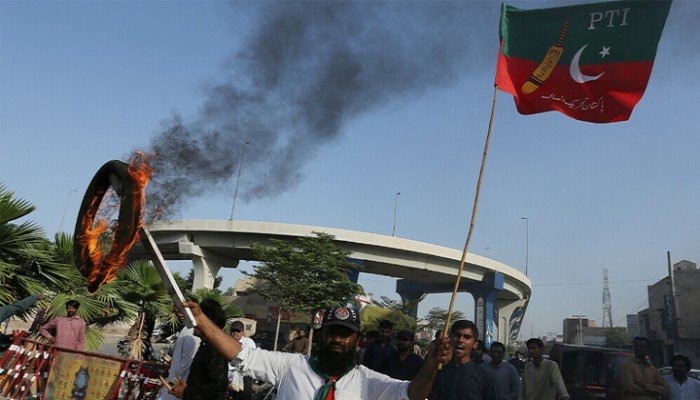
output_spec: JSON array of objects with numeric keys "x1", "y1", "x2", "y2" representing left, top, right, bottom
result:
[
  {"x1": 245, "y1": 232, "x2": 364, "y2": 350},
  {"x1": 605, "y1": 327, "x2": 630, "y2": 348},
  {"x1": 116, "y1": 260, "x2": 174, "y2": 360},
  {"x1": 0, "y1": 184, "x2": 64, "y2": 304},
  {"x1": 424, "y1": 307, "x2": 465, "y2": 332},
  {"x1": 371, "y1": 294, "x2": 426, "y2": 317}
]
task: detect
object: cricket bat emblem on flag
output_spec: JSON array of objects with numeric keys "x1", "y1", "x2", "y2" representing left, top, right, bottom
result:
[{"x1": 496, "y1": 0, "x2": 672, "y2": 123}]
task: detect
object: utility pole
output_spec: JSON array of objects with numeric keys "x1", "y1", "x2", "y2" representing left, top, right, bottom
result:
[
  {"x1": 229, "y1": 140, "x2": 250, "y2": 220},
  {"x1": 602, "y1": 268, "x2": 613, "y2": 327},
  {"x1": 392, "y1": 192, "x2": 401, "y2": 237}
]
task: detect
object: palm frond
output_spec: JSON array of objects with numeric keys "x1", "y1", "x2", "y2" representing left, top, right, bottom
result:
[{"x1": 0, "y1": 184, "x2": 36, "y2": 224}]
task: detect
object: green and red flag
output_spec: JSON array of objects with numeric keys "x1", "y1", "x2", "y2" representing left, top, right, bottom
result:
[{"x1": 496, "y1": 0, "x2": 672, "y2": 123}]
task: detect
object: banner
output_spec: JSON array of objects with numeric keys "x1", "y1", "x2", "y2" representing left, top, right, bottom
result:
[{"x1": 44, "y1": 351, "x2": 123, "y2": 400}]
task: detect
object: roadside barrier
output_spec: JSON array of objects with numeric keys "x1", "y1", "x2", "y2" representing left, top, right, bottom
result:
[{"x1": 0, "y1": 333, "x2": 168, "y2": 400}]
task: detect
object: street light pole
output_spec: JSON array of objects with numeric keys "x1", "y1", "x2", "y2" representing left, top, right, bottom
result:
[
  {"x1": 229, "y1": 140, "x2": 250, "y2": 221},
  {"x1": 392, "y1": 192, "x2": 401, "y2": 237},
  {"x1": 521, "y1": 217, "x2": 529, "y2": 276},
  {"x1": 58, "y1": 188, "x2": 76, "y2": 233}
]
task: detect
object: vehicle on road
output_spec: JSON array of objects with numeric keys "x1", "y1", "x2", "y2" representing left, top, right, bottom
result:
[{"x1": 549, "y1": 343, "x2": 633, "y2": 400}]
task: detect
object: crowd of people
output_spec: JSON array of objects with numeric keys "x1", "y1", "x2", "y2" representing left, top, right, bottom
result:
[
  {"x1": 3, "y1": 296, "x2": 698, "y2": 400},
  {"x1": 151, "y1": 301, "x2": 699, "y2": 400}
]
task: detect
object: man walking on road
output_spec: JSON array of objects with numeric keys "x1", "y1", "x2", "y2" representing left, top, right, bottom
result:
[
  {"x1": 519, "y1": 338, "x2": 569, "y2": 400},
  {"x1": 620, "y1": 336, "x2": 668, "y2": 400},
  {"x1": 39, "y1": 299, "x2": 85, "y2": 351}
]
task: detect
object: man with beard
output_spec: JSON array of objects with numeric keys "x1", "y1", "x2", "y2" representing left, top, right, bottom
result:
[
  {"x1": 383, "y1": 330, "x2": 424, "y2": 381},
  {"x1": 39, "y1": 299, "x2": 85, "y2": 351},
  {"x1": 184, "y1": 302, "x2": 452, "y2": 400},
  {"x1": 429, "y1": 320, "x2": 498, "y2": 400},
  {"x1": 362, "y1": 319, "x2": 396, "y2": 372},
  {"x1": 620, "y1": 337, "x2": 668, "y2": 400}
]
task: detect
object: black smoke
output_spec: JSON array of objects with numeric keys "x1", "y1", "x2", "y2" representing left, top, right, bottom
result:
[{"x1": 141, "y1": 2, "x2": 496, "y2": 218}]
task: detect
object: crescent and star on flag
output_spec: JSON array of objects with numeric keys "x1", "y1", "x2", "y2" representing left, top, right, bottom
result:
[{"x1": 521, "y1": 5, "x2": 633, "y2": 93}]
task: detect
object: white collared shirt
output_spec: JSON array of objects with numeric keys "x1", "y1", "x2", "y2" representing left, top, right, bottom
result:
[{"x1": 663, "y1": 375, "x2": 700, "y2": 400}]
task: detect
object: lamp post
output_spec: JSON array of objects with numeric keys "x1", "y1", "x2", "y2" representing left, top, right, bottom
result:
[
  {"x1": 58, "y1": 188, "x2": 77, "y2": 233},
  {"x1": 229, "y1": 140, "x2": 250, "y2": 220},
  {"x1": 392, "y1": 192, "x2": 401, "y2": 237},
  {"x1": 521, "y1": 216, "x2": 529, "y2": 276}
]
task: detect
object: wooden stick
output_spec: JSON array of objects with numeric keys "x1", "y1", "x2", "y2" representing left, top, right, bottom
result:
[
  {"x1": 140, "y1": 226, "x2": 196, "y2": 328},
  {"x1": 439, "y1": 85, "x2": 499, "y2": 367}
]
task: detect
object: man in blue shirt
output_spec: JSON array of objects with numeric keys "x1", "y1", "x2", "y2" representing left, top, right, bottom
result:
[{"x1": 481, "y1": 342, "x2": 519, "y2": 400}]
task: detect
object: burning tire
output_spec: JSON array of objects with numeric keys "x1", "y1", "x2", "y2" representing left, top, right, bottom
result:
[{"x1": 73, "y1": 160, "x2": 145, "y2": 292}]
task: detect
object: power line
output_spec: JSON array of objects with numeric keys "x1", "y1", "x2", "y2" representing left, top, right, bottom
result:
[{"x1": 533, "y1": 278, "x2": 657, "y2": 287}]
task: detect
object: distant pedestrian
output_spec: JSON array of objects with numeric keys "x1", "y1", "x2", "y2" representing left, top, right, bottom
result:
[
  {"x1": 429, "y1": 319, "x2": 499, "y2": 400},
  {"x1": 39, "y1": 299, "x2": 86, "y2": 351},
  {"x1": 620, "y1": 336, "x2": 668, "y2": 400},
  {"x1": 283, "y1": 325, "x2": 309, "y2": 354},
  {"x1": 160, "y1": 306, "x2": 201, "y2": 400},
  {"x1": 508, "y1": 351, "x2": 525, "y2": 376},
  {"x1": 663, "y1": 354, "x2": 700, "y2": 400},
  {"x1": 481, "y1": 342, "x2": 519, "y2": 400},
  {"x1": 383, "y1": 330, "x2": 424, "y2": 381},
  {"x1": 227, "y1": 321, "x2": 256, "y2": 400},
  {"x1": 361, "y1": 319, "x2": 396, "y2": 372},
  {"x1": 519, "y1": 338, "x2": 569, "y2": 400},
  {"x1": 473, "y1": 340, "x2": 492, "y2": 365}
]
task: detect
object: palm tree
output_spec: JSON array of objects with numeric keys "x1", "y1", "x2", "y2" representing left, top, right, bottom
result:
[
  {"x1": 0, "y1": 184, "x2": 56, "y2": 304},
  {"x1": 116, "y1": 259, "x2": 174, "y2": 360}
]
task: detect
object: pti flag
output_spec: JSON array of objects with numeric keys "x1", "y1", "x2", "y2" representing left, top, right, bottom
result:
[{"x1": 495, "y1": 0, "x2": 672, "y2": 123}]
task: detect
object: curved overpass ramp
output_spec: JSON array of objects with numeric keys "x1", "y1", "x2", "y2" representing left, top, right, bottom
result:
[{"x1": 133, "y1": 219, "x2": 531, "y2": 344}]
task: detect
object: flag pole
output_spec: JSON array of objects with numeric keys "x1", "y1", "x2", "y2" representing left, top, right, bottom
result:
[{"x1": 440, "y1": 84, "x2": 499, "y2": 366}]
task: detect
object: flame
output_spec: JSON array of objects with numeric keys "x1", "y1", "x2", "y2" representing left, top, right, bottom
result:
[{"x1": 81, "y1": 152, "x2": 153, "y2": 292}]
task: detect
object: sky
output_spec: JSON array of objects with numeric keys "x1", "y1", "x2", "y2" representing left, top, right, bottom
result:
[{"x1": 2, "y1": 0, "x2": 699, "y2": 340}]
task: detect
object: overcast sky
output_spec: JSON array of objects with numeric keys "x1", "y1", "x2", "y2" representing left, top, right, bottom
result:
[{"x1": 2, "y1": 0, "x2": 699, "y2": 339}]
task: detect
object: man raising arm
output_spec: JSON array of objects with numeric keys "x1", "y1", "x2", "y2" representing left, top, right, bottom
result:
[{"x1": 185, "y1": 301, "x2": 451, "y2": 400}]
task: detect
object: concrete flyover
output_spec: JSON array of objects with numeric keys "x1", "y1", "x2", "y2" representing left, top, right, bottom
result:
[{"x1": 131, "y1": 219, "x2": 531, "y2": 345}]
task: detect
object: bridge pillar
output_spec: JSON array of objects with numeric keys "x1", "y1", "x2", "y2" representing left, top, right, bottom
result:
[
  {"x1": 178, "y1": 242, "x2": 238, "y2": 290},
  {"x1": 396, "y1": 279, "x2": 431, "y2": 319},
  {"x1": 495, "y1": 297, "x2": 530, "y2": 345},
  {"x1": 471, "y1": 271, "x2": 504, "y2": 347}
]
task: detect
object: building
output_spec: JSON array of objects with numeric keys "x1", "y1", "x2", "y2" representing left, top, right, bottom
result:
[
  {"x1": 563, "y1": 317, "x2": 594, "y2": 344},
  {"x1": 638, "y1": 260, "x2": 700, "y2": 367}
]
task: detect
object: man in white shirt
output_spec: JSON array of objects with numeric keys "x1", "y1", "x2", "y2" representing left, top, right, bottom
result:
[
  {"x1": 185, "y1": 302, "x2": 452, "y2": 400},
  {"x1": 663, "y1": 354, "x2": 700, "y2": 400},
  {"x1": 159, "y1": 311, "x2": 201, "y2": 400}
]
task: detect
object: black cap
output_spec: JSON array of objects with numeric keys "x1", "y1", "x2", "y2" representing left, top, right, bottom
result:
[
  {"x1": 322, "y1": 307, "x2": 360, "y2": 332},
  {"x1": 395, "y1": 330, "x2": 413, "y2": 341}
]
